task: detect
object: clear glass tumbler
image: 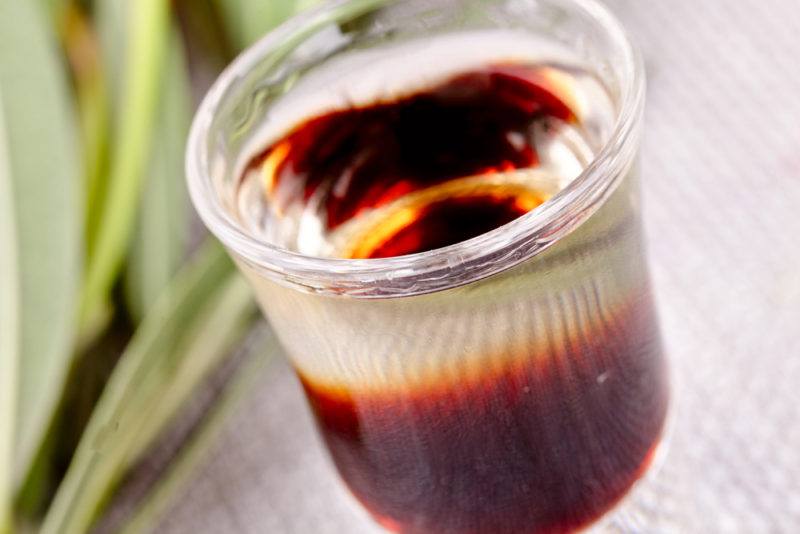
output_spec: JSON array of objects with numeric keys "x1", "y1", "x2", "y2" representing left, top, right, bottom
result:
[{"x1": 187, "y1": 0, "x2": 669, "y2": 532}]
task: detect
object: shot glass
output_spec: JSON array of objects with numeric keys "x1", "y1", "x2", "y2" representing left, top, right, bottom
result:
[{"x1": 187, "y1": 0, "x2": 669, "y2": 532}]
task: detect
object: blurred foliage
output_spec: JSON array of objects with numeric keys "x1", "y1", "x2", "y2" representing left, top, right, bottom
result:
[
  {"x1": 215, "y1": 0, "x2": 301, "y2": 48},
  {"x1": 0, "y1": 0, "x2": 315, "y2": 532},
  {"x1": 0, "y1": 0, "x2": 83, "y2": 514}
]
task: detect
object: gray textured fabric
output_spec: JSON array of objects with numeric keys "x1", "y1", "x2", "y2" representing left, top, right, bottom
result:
[{"x1": 155, "y1": 0, "x2": 800, "y2": 531}]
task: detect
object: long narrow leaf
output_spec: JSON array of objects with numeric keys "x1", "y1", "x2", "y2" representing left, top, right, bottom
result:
[
  {"x1": 124, "y1": 276, "x2": 257, "y2": 463},
  {"x1": 80, "y1": 0, "x2": 170, "y2": 326},
  {"x1": 64, "y1": 4, "x2": 111, "y2": 257},
  {"x1": 0, "y1": 0, "x2": 83, "y2": 489},
  {"x1": 37, "y1": 0, "x2": 68, "y2": 22},
  {"x1": 41, "y1": 242, "x2": 250, "y2": 534},
  {"x1": 95, "y1": 0, "x2": 125, "y2": 97},
  {"x1": 56, "y1": 4, "x2": 116, "y2": 349},
  {"x1": 0, "y1": 90, "x2": 19, "y2": 534},
  {"x1": 121, "y1": 331, "x2": 277, "y2": 534},
  {"x1": 125, "y1": 29, "x2": 192, "y2": 321}
]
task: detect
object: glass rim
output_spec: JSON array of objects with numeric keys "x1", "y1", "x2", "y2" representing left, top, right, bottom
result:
[{"x1": 186, "y1": 0, "x2": 646, "y2": 298}]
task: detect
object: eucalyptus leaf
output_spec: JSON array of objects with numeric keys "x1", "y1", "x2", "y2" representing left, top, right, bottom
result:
[
  {"x1": 91, "y1": 0, "x2": 124, "y2": 233},
  {"x1": 90, "y1": 0, "x2": 124, "y2": 240},
  {"x1": 0, "y1": 0, "x2": 83, "y2": 490},
  {"x1": 41, "y1": 242, "x2": 251, "y2": 534},
  {"x1": 0, "y1": 91, "x2": 19, "y2": 534},
  {"x1": 125, "y1": 29, "x2": 192, "y2": 321},
  {"x1": 66, "y1": 5, "x2": 111, "y2": 263},
  {"x1": 121, "y1": 329, "x2": 277, "y2": 534},
  {"x1": 80, "y1": 0, "x2": 170, "y2": 326},
  {"x1": 95, "y1": 0, "x2": 125, "y2": 101},
  {"x1": 124, "y1": 273, "x2": 257, "y2": 467}
]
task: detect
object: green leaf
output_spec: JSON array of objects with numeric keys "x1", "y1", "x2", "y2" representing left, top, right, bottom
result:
[
  {"x1": 37, "y1": 0, "x2": 68, "y2": 22},
  {"x1": 0, "y1": 0, "x2": 83, "y2": 491},
  {"x1": 121, "y1": 329, "x2": 278, "y2": 534},
  {"x1": 0, "y1": 90, "x2": 19, "y2": 534},
  {"x1": 214, "y1": 0, "x2": 300, "y2": 49},
  {"x1": 95, "y1": 0, "x2": 125, "y2": 99},
  {"x1": 42, "y1": 242, "x2": 257, "y2": 534},
  {"x1": 125, "y1": 29, "x2": 192, "y2": 321},
  {"x1": 64, "y1": 4, "x2": 111, "y2": 258},
  {"x1": 124, "y1": 273, "x2": 256, "y2": 465},
  {"x1": 80, "y1": 0, "x2": 170, "y2": 326}
]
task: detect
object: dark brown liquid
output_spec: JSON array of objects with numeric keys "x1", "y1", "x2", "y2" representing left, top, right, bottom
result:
[{"x1": 250, "y1": 63, "x2": 667, "y2": 533}]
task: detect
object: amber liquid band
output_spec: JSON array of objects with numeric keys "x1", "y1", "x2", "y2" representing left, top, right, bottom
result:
[{"x1": 187, "y1": 3, "x2": 668, "y2": 532}]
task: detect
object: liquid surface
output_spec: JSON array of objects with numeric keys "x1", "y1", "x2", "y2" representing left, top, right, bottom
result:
[{"x1": 237, "y1": 61, "x2": 611, "y2": 258}]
